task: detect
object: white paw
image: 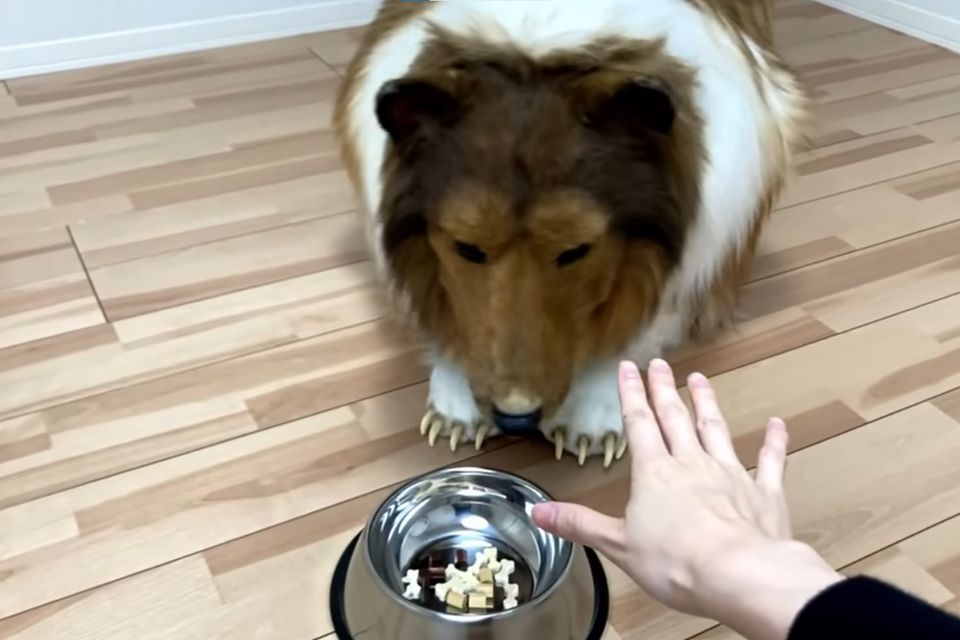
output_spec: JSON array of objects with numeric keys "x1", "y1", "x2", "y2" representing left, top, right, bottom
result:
[
  {"x1": 542, "y1": 360, "x2": 627, "y2": 468},
  {"x1": 420, "y1": 357, "x2": 499, "y2": 452}
]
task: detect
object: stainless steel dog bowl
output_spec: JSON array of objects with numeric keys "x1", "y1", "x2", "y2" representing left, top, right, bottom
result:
[{"x1": 329, "y1": 467, "x2": 609, "y2": 639}]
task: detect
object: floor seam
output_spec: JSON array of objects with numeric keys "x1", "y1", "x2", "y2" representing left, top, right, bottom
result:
[
  {"x1": 306, "y1": 46, "x2": 343, "y2": 78},
  {"x1": 66, "y1": 225, "x2": 110, "y2": 324}
]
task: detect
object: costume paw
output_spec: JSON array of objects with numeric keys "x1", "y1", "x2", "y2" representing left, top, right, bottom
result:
[
  {"x1": 419, "y1": 407, "x2": 497, "y2": 452},
  {"x1": 421, "y1": 357, "x2": 499, "y2": 452},
  {"x1": 547, "y1": 426, "x2": 627, "y2": 468},
  {"x1": 543, "y1": 361, "x2": 627, "y2": 468}
]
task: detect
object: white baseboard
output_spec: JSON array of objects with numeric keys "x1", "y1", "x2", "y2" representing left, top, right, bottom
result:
[
  {"x1": 815, "y1": 0, "x2": 960, "y2": 53},
  {"x1": 0, "y1": 0, "x2": 381, "y2": 80}
]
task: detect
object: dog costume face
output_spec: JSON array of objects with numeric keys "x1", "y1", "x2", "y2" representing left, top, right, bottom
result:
[
  {"x1": 335, "y1": 0, "x2": 809, "y2": 465},
  {"x1": 376, "y1": 48, "x2": 701, "y2": 422}
]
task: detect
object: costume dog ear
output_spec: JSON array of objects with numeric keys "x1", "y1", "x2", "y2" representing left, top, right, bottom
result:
[
  {"x1": 375, "y1": 79, "x2": 462, "y2": 142},
  {"x1": 573, "y1": 73, "x2": 675, "y2": 136}
]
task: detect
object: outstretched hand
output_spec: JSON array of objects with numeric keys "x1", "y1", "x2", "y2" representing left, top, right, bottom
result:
[{"x1": 531, "y1": 359, "x2": 841, "y2": 640}]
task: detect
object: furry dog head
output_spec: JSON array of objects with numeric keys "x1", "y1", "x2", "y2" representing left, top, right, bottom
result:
[{"x1": 372, "y1": 36, "x2": 706, "y2": 420}]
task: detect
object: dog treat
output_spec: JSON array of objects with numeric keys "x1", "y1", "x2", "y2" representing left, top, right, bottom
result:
[
  {"x1": 412, "y1": 544, "x2": 522, "y2": 612},
  {"x1": 468, "y1": 593, "x2": 488, "y2": 610},
  {"x1": 434, "y1": 581, "x2": 451, "y2": 602},
  {"x1": 480, "y1": 548, "x2": 501, "y2": 572},
  {"x1": 401, "y1": 569, "x2": 422, "y2": 600},
  {"x1": 447, "y1": 566, "x2": 480, "y2": 593},
  {"x1": 494, "y1": 557, "x2": 516, "y2": 586}
]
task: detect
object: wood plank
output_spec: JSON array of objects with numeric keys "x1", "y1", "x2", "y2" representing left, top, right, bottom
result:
[
  {"x1": 756, "y1": 161, "x2": 960, "y2": 279},
  {"x1": 780, "y1": 116, "x2": 960, "y2": 208},
  {"x1": 88, "y1": 212, "x2": 366, "y2": 320},
  {"x1": 0, "y1": 228, "x2": 104, "y2": 349},
  {"x1": 0, "y1": 314, "x2": 413, "y2": 508}
]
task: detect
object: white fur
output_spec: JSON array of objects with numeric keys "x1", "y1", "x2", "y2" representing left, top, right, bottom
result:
[
  {"x1": 543, "y1": 359, "x2": 622, "y2": 455},
  {"x1": 428, "y1": 355, "x2": 483, "y2": 425},
  {"x1": 426, "y1": 355, "x2": 504, "y2": 443},
  {"x1": 343, "y1": 0, "x2": 805, "y2": 451}
]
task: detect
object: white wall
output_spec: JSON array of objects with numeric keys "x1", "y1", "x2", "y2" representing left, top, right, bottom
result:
[
  {"x1": 0, "y1": 0, "x2": 381, "y2": 79},
  {"x1": 3, "y1": 0, "x2": 956, "y2": 81},
  {"x1": 816, "y1": 0, "x2": 960, "y2": 53}
]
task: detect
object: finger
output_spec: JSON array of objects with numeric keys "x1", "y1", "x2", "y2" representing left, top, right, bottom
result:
[
  {"x1": 531, "y1": 501, "x2": 626, "y2": 556},
  {"x1": 647, "y1": 359, "x2": 700, "y2": 456},
  {"x1": 756, "y1": 418, "x2": 789, "y2": 492},
  {"x1": 688, "y1": 372, "x2": 739, "y2": 465},
  {"x1": 618, "y1": 360, "x2": 669, "y2": 464}
]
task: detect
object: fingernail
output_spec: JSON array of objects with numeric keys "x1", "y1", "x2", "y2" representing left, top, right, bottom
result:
[
  {"x1": 619, "y1": 361, "x2": 640, "y2": 379},
  {"x1": 689, "y1": 372, "x2": 709, "y2": 387},
  {"x1": 532, "y1": 502, "x2": 558, "y2": 529},
  {"x1": 650, "y1": 358, "x2": 670, "y2": 372}
]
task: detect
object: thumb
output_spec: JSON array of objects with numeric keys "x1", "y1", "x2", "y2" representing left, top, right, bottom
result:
[{"x1": 531, "y1": 501, "x2": 625, "y2": 554}]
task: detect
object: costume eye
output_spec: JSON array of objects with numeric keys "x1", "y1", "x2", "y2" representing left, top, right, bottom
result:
[
  {"x1": 556, "y1": 243, "x2": 591, "y2": 267},
  {"x1": 455, "y1": 242, "x2": 487, "y2": 264}
]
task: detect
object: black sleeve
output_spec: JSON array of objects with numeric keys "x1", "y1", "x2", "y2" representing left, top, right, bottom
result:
[{"x1": 788, "y1": 576, "x2": 960, "y2": 640}]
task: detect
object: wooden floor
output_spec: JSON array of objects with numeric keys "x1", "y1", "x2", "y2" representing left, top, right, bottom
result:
[{"x1": 2, "y1": 1, "x2": 960, "y2": 638}]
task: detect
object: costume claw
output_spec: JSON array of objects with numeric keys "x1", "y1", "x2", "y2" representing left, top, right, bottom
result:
[
  {"x1": 616, "y1": 435, "x2": 628, "y2": 460},
  {"x1": 475, "y1": 422, "x2": 491, "y2": 450},
  {"x1": 450, "y1": 422, "x2": 464, "y2": 452},
  {"x1": 428, "y1": 419, "x2": 444, "y2": 448},
  {"x1": 603, "y1": 433, "x2": 617, "y2": 469},
  {"x1": 553, "y1": 427, "x2": 566, "y2": 461},
  {"x1": 420, "y1": 409, "x2": 436, "y2": 436},
  {"x1": 577, "y1": 436, "x2": 589, "y2": 466}
]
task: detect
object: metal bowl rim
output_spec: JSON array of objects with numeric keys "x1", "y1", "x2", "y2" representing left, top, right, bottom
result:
[
  {"x1": 359, "y1": 466, "x2": 576, "y2": 622},
  {"x1": 330, "y1": 531, "x2": 611, "y2": 639}
]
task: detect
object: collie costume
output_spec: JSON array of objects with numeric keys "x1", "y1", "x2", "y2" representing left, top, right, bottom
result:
[{"x1": 334, "y1": 0, "x2": 810, "y2": 466}]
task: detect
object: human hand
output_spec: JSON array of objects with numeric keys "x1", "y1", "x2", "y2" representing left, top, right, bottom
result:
[{"x1": 531, "y1": 359, "x2": 842, "y2": 640}]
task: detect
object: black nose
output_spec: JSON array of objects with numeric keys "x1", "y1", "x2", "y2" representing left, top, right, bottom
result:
[{"x1": 492, "y1": 407, "x2": 543, "y2": 435}]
